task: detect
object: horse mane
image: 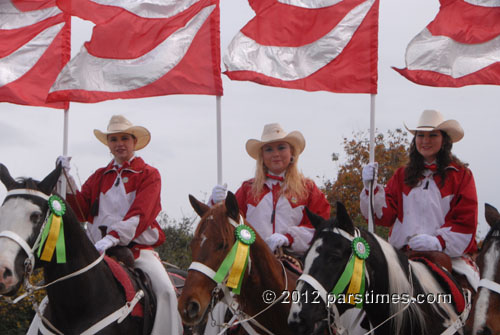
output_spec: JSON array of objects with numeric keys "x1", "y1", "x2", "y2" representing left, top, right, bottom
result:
[
  {"x1": 372, "y1": 234, "x2": 426, "y2": 335},
  {"x1": 14, "y1": 177, "x2": 38, "y2": 188},
  {"x1": 484, "y1": 221, "x2": 500, "y2": 244}
]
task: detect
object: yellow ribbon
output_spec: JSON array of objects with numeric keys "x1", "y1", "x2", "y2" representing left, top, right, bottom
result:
[
  {"x1": 40, "y1": 215, "x2": 61, "y2": 262},
  {"x1": 226, "y1": 242, "x2": 249, "y2": 289},
  {"x1": 346, "y1": 256, "x2": 364, "y2": 305}
]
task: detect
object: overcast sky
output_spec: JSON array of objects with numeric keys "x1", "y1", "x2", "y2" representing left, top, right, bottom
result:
[{"x1": 0, "y1": 0, "x2": 497, "y2": 239}]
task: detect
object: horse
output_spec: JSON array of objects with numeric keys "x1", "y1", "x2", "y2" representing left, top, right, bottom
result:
[
  {"x1": 288, "y1": 202, "x2": 471, "y2": 335},
  {"x1": 178, "y1": 192, "x2": 299, "y2": 334},
  {"x1": 0, "y1": 163, "x2": 148, "y2": 334},
  {"x1": 465, "y1": 203, "x2": 500, "y2": 335}
]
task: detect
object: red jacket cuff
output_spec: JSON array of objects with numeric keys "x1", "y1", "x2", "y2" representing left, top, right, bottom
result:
[{"x1": 285, "y1": 233, "x2": 294, "y2": 246}]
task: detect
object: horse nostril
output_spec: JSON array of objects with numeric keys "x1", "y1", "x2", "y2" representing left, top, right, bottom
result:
[
  {"x1": 3, "y1": 268, "x2": 12, "y2": 279},
  {"x1": 0, "y1": 283, "x2": 5, "y2": 291},
  {"x1": 186, "y1": 301, "x2": 200, "y2": 319}
]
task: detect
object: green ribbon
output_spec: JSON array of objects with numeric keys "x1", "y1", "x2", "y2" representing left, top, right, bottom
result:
[
  {"x1": 37, "y1": 196, "x2": 67, "y2": 263},
  {"x1": 213, "y1": 225, "x2": 255, "y2": 294},
  {"x1": 331, "y1": 237, "x2": 370, "y2": 308}
]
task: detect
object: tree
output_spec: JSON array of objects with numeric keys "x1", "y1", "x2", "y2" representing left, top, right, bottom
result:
[
  {"x1": 156, "y1": 212, "x2": 195, "y2": 270},
  {"x1": 0, "y1": 270, "x2": 45, "y2": 335},
  {"x1": 323, "y1": 129, "x2": 410, "y2": 237}
]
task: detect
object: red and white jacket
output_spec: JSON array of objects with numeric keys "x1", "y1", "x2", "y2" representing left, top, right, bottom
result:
[
  {"x1": 67, "y1": 157, "x2": 165, "y2": 254},
  {"x1": 360, "y1": 163, "x2": 478, "y2": 257},
  {"x1": 235, "y1": 177, "x2": 330, "y2": 255}
]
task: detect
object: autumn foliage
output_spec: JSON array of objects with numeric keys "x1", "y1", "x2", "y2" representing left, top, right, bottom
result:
[
  {"x1": 322, "y1": 129, "x2": 410, "y2": 237},
  {"x1": 0, "y1": 270, "x2": 45, "y2": 335}
]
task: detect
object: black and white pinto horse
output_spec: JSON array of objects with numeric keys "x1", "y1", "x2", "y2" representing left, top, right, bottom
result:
[
  {"x1": 465, "y1": 203, "x2": 500, "y2": 335},
  {"x1": 0, "y1": 164, "x2": 145, "y2": 334},
  {"x1": 288, "y1": 202, "x2": 470, "y2": 335}
]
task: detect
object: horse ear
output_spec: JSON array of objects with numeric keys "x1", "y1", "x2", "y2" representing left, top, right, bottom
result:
[
  {"x1": 189, "y1": 194, "x2": 210, "y2": 217},
  {"x1": 485, "y1": 203, "x2": 500, "y2": 227},
  {"x1": 305, "y1": 207, "x2": 325, "y2": 230},
  {"x1": 0, "y1": 164, "x2": 17, "y2": 190},
  {"x1": 225, "y1": 191, "x2": 239, "y2": 221},
  {"x1": 336, "y1": 202, "x2": 354, "y2": 233},
  {"x1": 37, "y1": 163, "x2": 62, "y2": 195}
]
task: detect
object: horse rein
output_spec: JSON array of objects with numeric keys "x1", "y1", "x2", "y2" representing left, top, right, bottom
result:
[
  {"x1": 297, "y1": 225, "x2": 473, "y2": 335},
  {"x1": 297, "y1": 227, "x2": 369, "y2": 335},
  {"x1": 187, "y1": 215, "x2": 288, "y2": 335},
  {"x1": 297, "y1": 226, "x2": 432, "y2": 335},
  {"x1": 478, "y1": 278, "x2": 500, "y2": 295},
  {"x1": 0, "y1": 189, "x2": 129, "y2": 335}
]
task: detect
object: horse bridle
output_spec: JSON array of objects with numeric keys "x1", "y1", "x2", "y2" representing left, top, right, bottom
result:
[
  {"x1": 0, "y1": 189, "x2": 107, "y2": 301},
  {"x1": 0, "y1": 189, "x2": 53, "y2": 276},
  {"x1": 297, "y1": 226, "x2": 474, "y2": 335},
  {"x1": 188, "y1": 215, "x2": 288, "y2": 335},
  {"x1": 0, "y1": 189, "x2": 145, "y2": 335},
  {"x1": 297, "y1": 227, "x2": 369, "y2": 335}
]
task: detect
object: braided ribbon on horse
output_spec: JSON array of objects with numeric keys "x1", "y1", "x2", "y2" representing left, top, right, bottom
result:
[
  {"x1": 37, "y1": 195, "x2": 67, "y2": 263},
  {"x1": 331, "y1": 236, "x2": 370, "y2": 308},
  {"x1": 214, "y1": 225, "x2": 256, "y2": 294}
]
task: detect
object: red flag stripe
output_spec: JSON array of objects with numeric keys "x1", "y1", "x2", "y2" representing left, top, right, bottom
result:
[
  {"x1": 0, "y1": 0, "x2": 69, "y2": 109},
  {"x1": 48, "y1": 0, "x2": 222, "y2": 103},
  {"x1": 394, "y1": 0, "x2": 500, "y2": 87},
  {"x1": 393, "y1": 63, "x2": 500, "y2": 88},
  {"x1": 224, "y1": 0, "x2": 378, "y2": 93},
  {"x1": 427, "y1": 0, "x2": 500, "y2": 44},
  {"x1": 241, "y1": 0, "x2": 366, "y2": 47},
  {"x1": 0, "y1": 13, "x2": 63, "y2": 57}
]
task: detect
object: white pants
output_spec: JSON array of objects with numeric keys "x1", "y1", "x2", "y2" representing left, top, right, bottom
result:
[{"x1": 135, "y1": 249, "x2": 183, "y2": 335}]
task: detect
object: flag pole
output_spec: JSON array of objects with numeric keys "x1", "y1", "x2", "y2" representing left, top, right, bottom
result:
[
  {"x1": 368, "y1": 94, "x2": 376, "y2": 233},
  {"x1": 60, "y1": 108, "x2": 69, "y2": 198},
  {"x1": 216, "y1": 96, "x2": 222, "y2": 184}
]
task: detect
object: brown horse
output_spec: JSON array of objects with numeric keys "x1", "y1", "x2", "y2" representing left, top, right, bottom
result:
[
  {"x1": 465, "y1": 203, "x2": 500, "y2": 335},
  {"x1": 178, "y1": 192, "x2": 298, "y2": 334}
]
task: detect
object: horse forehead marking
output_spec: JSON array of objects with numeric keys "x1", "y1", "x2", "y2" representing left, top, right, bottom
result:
[
  {"x1": 303, "y1": 238, "x2": 323, "y2": 273},
  {"x1": 200, "y1": 233, "x2": 207, "y2": 247},
  {"x1": 0, "y1": 198, "x2": 39, "y2": 252}
]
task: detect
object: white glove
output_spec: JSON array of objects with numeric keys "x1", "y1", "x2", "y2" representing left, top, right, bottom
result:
[
  {"x1": 94, "y1": 235, "x2": 119, "y2": 254},
  {"x1": 362, "y1": 162, "x2": 378, "y2": 189},
  {"x1": 211, "y1": 183, "x2": 228, "y2": 204},
  {"x1": 408, "y1": 234, "x2": 442, "y2": 252},
  {"x1": 56, "y1": 156, "x2": 71, "y2": 172},
  {"x1": 265, "y1": 233, "x2": 289, "y2": 252}
]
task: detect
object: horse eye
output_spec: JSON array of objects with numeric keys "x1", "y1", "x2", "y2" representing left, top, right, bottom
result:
[
  {"x1": 30, "y1": 212, "x2": 43, "y2": 224},
  {"x1": 216, "y1": 242, "x2": 226, "y2": 250}
]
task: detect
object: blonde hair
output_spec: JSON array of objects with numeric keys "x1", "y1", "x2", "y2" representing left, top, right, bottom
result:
[{"x1": 250, "y1": 144, "x2": 308, "y2": 201}]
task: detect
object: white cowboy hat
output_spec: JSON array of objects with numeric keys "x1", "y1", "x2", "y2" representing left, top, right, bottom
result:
[
  {"x1": 94, "y1": 115, "x2": 151, "y2": 150},
  {"x1": 246, "y1": 123, "x2": 305, "y2": 160},
  {"x1": 404, "y1": 109, "x2": 464, "y2": 143}
]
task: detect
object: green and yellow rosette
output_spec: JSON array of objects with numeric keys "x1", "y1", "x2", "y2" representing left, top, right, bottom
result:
[
  {"x1": 331, "y1": 236, "x2": 370, "y2": 308},
  {"x1": 37, "y1": 195, "x2": 67, "y2": 263},
  {"x1": 214, "y1": 225, "x2": 256, "y2": 294}
]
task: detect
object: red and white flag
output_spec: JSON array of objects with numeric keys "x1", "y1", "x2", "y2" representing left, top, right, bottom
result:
[
  {"x1": 0, "y1": 0, "x2": 70, "y2": 109},
  {"x1": 48, "y1": 0, "x2": 223, "y2": 103},
  {"x1": 223, "y1": 0, "x2": 379, "y2": 94},
  {"x1": 394, "y1": 0, "x2": 500, "y2": 87}
]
